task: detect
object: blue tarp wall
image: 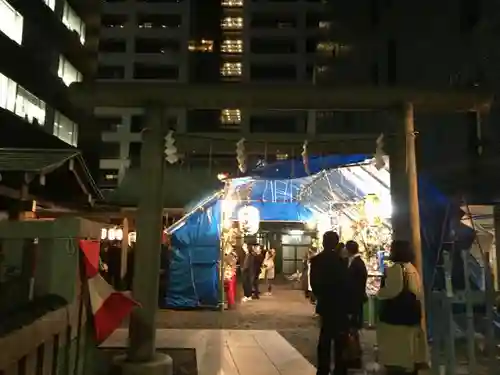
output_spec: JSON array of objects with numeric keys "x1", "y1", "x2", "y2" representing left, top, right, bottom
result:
[
  {"x1": 167, "y1": 198, "x2": 221, "y2": 308},
  {"x1": 165, "y1": 154, "x2": 475, "y2": 312}
]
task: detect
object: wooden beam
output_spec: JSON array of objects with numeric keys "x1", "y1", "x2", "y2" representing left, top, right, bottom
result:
[
  {"x1": 175, "y1": 133, "x2": 377, "y2": 154},
  {"x1": 0, "y1": 184, "x2": 65, "y2": 210},
  {"x1": 69, "y1": 83, "x2": 492, "y2": 112}
]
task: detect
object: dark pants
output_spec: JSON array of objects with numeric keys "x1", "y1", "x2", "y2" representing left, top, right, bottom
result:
[
  {"x1": 242, "y1": 270, "x2": 253, "y2": 297},
  {"x1": 252, "y1": 275, "x2": 260, "y2": 298},
  {"x1": 350, "y1": 305, "x2": 364, "y2": 330},
  {"x1": 317, "y1": 317, "x2": 348, "y2": 375}
]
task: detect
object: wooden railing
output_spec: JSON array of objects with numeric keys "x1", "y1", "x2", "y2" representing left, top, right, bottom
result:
[
  {"x1": 0, "y1": 273, "x2": 92, "y2": 375},
  {"x1": 0, "y1": 218, "x2": 103, "y2": 375}
]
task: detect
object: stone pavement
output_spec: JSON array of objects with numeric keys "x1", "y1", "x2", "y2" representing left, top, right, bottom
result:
[{"x1": 102, "y1": 329, "x2": 316, "y2": 375}]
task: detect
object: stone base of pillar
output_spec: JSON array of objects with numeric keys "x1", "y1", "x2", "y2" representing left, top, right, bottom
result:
[{"x1": 112, "y1": 353, "x2": 173, "y2": 375}]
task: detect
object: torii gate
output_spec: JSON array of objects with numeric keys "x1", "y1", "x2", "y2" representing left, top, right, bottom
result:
[{"x1": 69, "y1": 83, "x2": 491, "y2": 375}]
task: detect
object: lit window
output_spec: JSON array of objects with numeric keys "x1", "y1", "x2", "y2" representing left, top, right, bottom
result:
[
  {"x1": 0, "y1": 0, "x2": 23, "y2": 45},
  {"x1": 0, "y1": 72, "x2": 17, "y2": 112},
  {"x1": 221, "y1": 62, "x2": 242, "y2": 76},
  {"x1": 220, "y1": 109, "x2": 241, "y2": 124},
  {"x1": 188, "y1": 39, "x2": 214, "y2": 52},
  {"x1": 221, "y1": 17, "x2": 243, "y2": 30},
  {"x1": 58, "y1": 56, "x2": 83, "y2": 86},
  {"x1": 62, "y1": 2, "x2": 86, "y2": 44},
  {"x1": 222, "y1": 0, "x2": 243, "y2": 6},
  {"x1": 276, "y1": 153, "x2": 288, "y2": 160},
  {"x1": 14, "y1": 87, "x2": 46, "y2": 126},
  {"x1": 54, "y1": 111, "x2": 78, "y2": 146},
  {"x1": 318, "y1": 21, "x2": 331, "y2": 29},
  {"x1": 43, "y1": 0, "x2": 56, "y2": 10},
  {"x1": 221, "y1": 39, "x2": 242, "y2": 53},
  {"x1": 316, "y1": 42, "x2": 351, "y2": 55}
]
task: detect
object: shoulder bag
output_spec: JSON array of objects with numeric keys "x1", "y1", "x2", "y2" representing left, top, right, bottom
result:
[{"x1": 378, "y1": 264, "x2": 421, "y2": 326}]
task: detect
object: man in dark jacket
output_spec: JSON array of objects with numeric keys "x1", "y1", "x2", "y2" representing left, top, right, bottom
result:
[
  {"x1": 251, "y1": 245, "x2": 264, "y2": 299},
  {"x1": 240, "y1": 244, "x2": 254, "y2": 302},
  {"x1": 346, "y1": 240, "x2": 368, "y2": 329},
  {"x1": 310, "y1": 231, "x2": 349, "y2": 375}
]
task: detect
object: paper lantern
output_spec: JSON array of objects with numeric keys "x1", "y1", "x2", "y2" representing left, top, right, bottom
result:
[{"x1": 237, "y1": 205, "x2": 260, "y2": 235}]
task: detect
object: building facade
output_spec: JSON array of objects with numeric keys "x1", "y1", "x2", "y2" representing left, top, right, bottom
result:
[
  {"x1": 96, "y1": 0, "x2": 329, "y2": 189},
  {"x1": 0, "y1": 0, "x2": 100, "y2": 162},
  {"x1": 96, "y1": 0, "x2": 498, "y2": 190}
]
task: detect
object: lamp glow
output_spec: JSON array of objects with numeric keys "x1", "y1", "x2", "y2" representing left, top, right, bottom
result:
[
  {"x1": 107, "y1": 228, "x2": 116, "y2": 241},
  {"x1": 115, "y1": 228, "x2": 124, "y2": 241},
  {"x1": 306, "y1": 220, "x2": 316, "y2": 230},
  {"x1": 237, "y1": 205, "x2": 260, "y2": 235},
  {"x1": 101, "y1": 228, "x2": 107, "y2": 240},
  {"x1": 128, "y1": 232, "x2": 136, "y2": 246}
]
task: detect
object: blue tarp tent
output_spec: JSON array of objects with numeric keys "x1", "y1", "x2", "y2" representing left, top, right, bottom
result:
[{"x1": 165, "y1": 155, "x2": 470, "y2": 312}]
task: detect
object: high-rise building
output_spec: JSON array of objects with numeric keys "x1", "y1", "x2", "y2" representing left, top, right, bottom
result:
[
  {"x1": 0, "y1": 0, "x2": 100, "y2": 166},
  {"x1": 96, "y1": 0, "x2": 330, "y2": 189},
  {"x1": 96, "y1": 0, "x2": 498, "y2": 191}
]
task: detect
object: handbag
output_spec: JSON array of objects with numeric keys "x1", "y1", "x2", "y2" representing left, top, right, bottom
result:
[
  {"x1": 378, "y1": 264, "x2": 421, "y2": 326},
  {"x1": 342, "y1": 329, "x2": 362, "y2": 365}
]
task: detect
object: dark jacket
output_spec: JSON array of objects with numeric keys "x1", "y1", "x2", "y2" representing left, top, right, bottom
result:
[
  {"x1": 347, "y1": 255, "x2": 368, "y2": 313},
  {"x1": 310, "y1": 249, "x2": 349, "y2": 329},
  {"x1": 241, "y1": 252, "x2": 254, "y2": 272},
  {"x1": 253, "y1": 252, "x2": 264, "y2": 277}
]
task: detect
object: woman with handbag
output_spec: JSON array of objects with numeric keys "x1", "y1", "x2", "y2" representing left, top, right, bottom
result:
[{"x1": 377, "y1": 240, "x2": 429, "y2": 375}]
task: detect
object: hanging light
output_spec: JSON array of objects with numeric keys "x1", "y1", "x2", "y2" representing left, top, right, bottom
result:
[
  {"x1": 115, "y1": 228, "x2": 124, "y2": 241},
  {"x1": 128, "y1": 232, "x2": 137, "y2": 246},
  {"x1": 107, "y1": 228, "x2": 116, "y2": 241},
  {"x1": 237, "y1": 205, "x2": 260, "y2": 235},
  {"x1": 101, "y1": 228, "x2": 108, "y2": 240}
]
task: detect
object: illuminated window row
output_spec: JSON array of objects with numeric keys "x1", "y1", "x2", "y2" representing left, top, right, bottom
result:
[
  {"x1": 43, "y1": 0, "x2": 56, "y2": 10},
  {"x1": 188, "y1": 39, "x2": 213, "y2": 52},
  {"x1": 221, "y1": 109, "x2": 241, "y2": 124},
  {"x1": 62, "y1": 2, "x2": 86, "y2": 45},
  {"x1": 54, "y1": 111, "x2": 78, "y2": 147},
  {"x1": 0, "y1": 73, "x2": 45, "y2": 126},
  {"x1": 222, "y1": 0, "x2": 243, "y2": 6},
  {"x1": 221, "y1": 39, "x2": 242, "y2": 53},
  {"x1": 58, "y1": 56, "x2": 83, "y2": 86},
  {"x1": 0, "y1": 72, "x2": 78, "y2": 146},
  {"x1": 221, "y1": 62, "x2": 242, "y2": 76},
  {"x1": 316, "y1": 42, "x2": 351, "y2": 54},
  {"x1": 0, "y1": 0, "x2": 23, "y2": 45},
  {"x1": 222, "y1": 17, "x2": 243, "y2": 29}
]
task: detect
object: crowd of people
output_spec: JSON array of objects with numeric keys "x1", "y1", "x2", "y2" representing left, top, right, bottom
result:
[{"x1": 310, "y1": 231, "x2": 428, "y2": 375}]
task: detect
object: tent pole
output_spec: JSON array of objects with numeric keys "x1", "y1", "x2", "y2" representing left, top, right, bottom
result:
[{"x1": 219, "y1": 187, "x2": 228, "y2": 311}]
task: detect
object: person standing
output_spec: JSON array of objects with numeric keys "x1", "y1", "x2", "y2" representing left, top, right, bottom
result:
[
  {"x1": 346, "y1": 240, "x2": 368, "y2": 329},
  {"x1": 377, "y1": 240, "x2": 428, "y2": 375},
  {"x1": 346, "y1": 240, "x2": 368, "y2": 369},
  {"x1": 263, "y1": 248, "x2": 276, "y2": 295},
  {"x1": 310, "y1": 231, "x2": 350, "y2": 375},
  {"x1": 252, "y1": 244, "x2": 264, "y2": 299},
  {"x1": 240, "y1": 244, "x2": 254, "y2": 302}
]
